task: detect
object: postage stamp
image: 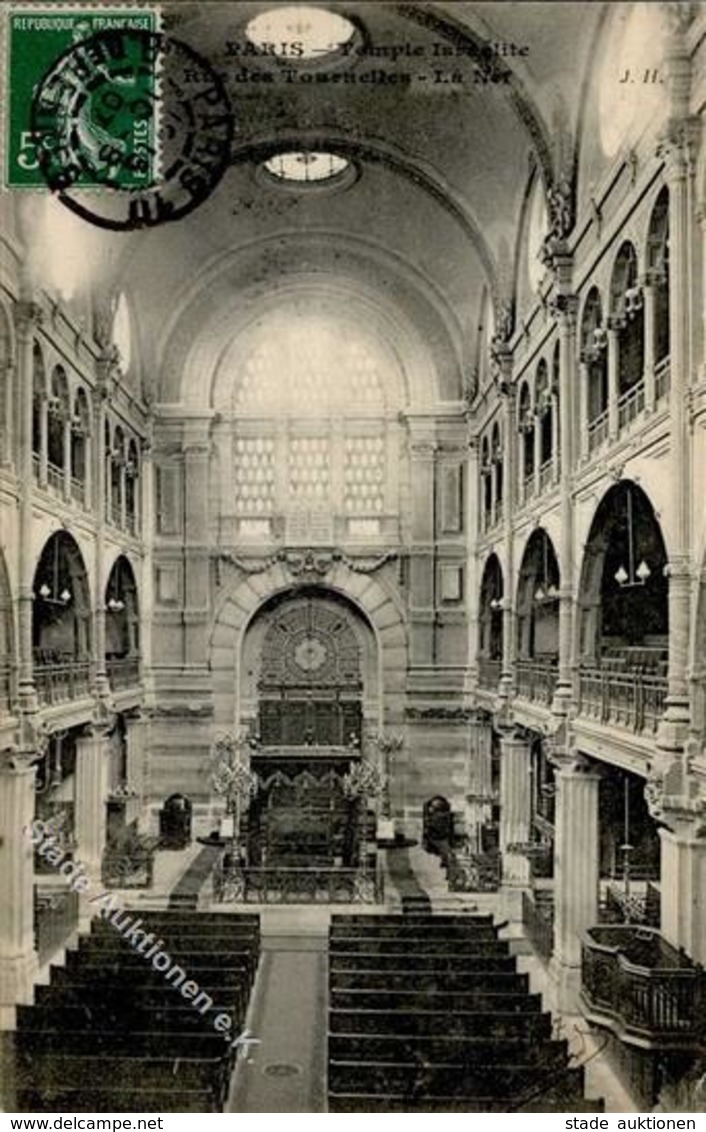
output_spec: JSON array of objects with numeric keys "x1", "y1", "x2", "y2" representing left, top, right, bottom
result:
[
  {"x1": 6, "y1": 8, "x2": 159, "y2": 188},
  {"x1": 6, "y1": 11, "x2": 235, "y2": 229}
]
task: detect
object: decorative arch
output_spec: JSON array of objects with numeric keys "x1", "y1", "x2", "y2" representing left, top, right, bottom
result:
[
  {"x1": 516, "y1": 528, "x2": 560, "y2": 660},
  {"x1": 479, "y1": 553, "x2": 503, "y2": 661},
  {"x1": 646, "y1": 186, "x2": 670, "y2": 371},
  {"x1": 104, "y1": 554, "x2": 140, "y2": 663},
  {"x1": 209, "y1": 560, "x2": 407, "y2": 733},
  {"x1": 32, "y1": 531, "x2": 92, "y2": 663},
  {"x1": 577, "y1": 480, "x2": 668, "y2": 664}
]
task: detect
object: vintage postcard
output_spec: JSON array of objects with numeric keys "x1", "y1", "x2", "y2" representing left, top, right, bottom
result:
[{"x1": 0, "y1": 0, "x2": 704, "y2": 1120}]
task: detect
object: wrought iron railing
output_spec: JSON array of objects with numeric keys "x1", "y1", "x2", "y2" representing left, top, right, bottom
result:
[
  {"x1": 522, "y1": 889, "x2": 554, "y2": 963},
  {"x1": 106, "y1": 655, "x2": 141, "y2": 690},
  {"x1": 34, "y1": 886, "x2": 80, "y2": 964},
  {"x1": 214, "y1": 862, "x2": 382, "y2": 904},
  {"x1": 618, "y1": 380, "x2": 645, "y2": 432},
  {"x1": 577, "y1": 665, "x2": 667, "y2": 735},
  {"x1": 587, "y1": 409, "x2": 609, "y2": 453},
  {"x1": 515, "y1": 658, "x2": 557, "y2": 705},
  {"x1": 477, "y1": 657, "x2": 502, "y2": 691},
  {"x1": 655, "y1": 356, "x2": 671, "y2": 403},
  {"x1": 34, "y1": 660, "x2": 91, "y2": 705},
  {"x1": 581, "y1": 925, "x2": 705, "y2": 1045}
]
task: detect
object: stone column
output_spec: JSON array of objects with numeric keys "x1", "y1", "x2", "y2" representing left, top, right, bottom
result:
[
  {"x1": 406, "y1": 421, "x2": 437, "y2": 665},
  {"x1": 125, "y1": 711, "x2": 149, "y2": 829},
  {"x1": 533, "y1": 410, "x2": 542, "y2": 496},
  {"x1": 464, "y1": 437, "x2": 480, "y2": 693},
  {"x1": 552, "y1": 288, "x2": 578, "y2": 711},
  {"x1": 499, "y1": 729, "x2": 531, "y2": 918},
  {"x1": 16, "y1": 301, "x2": 43, "y2": 710},
  {"x1": 74, "y1": 727, "x2": 110, "y2": 899},
  {"x1": 92, "y1": 368, "x2": 110, "y2": 694},
  {"x1": 659, "y1": 822, "x2": 706, "y2": 964},
  {"x1": 38, "y1": 395, "x2": 48, "y2": 487},
  {"x1": 498, "y1": 372, "x2": 515, "y2": 699},
  {"x1": 465, "y1": 715, "x2": 493, "y2": 852},
  {"x1": 659, "y1": 133, "x2": 693, "y2": 744},
  {"x1": 0, "y1": 750, "x2": 39, "y2": 1018},
  {"x1": 551, "y1": 754, "x2": 600, "y2": 1011},
  {"x1": 606, "y1": 321, "x2": 620, "y2": 440}
]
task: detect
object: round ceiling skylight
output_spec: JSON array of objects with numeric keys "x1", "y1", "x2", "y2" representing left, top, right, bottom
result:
[
  {"x1": 264, "y1": 152, "x2": 350, "y2": 183},
  {"x1": 246, "y1": 6, "x2": 355, "y2": 59}
]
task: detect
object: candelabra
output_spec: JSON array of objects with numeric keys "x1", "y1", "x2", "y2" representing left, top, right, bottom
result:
[
  {"x1": 367, "y1": 732, "x2": 403, "y2": 819},
  {"x1": 210, "y1": 731, "x2": 259, "y2": 859}
]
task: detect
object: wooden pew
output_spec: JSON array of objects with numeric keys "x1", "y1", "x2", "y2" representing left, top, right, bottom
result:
[
  {"x1": 328, "y1": 1034, "x2": 566, "y2": 1062},
  {"x1": 331, "y1": 914, "x2": 495, "y2": 926},
  {"x1": 329, "y1": 953, "x2": 517, "y2": 973},
  {"x1": 16, "y1": 1086, "x2": 219, "y2": 1114},
  {"x1": 329, "y1": 989, "x2": 543, "y2": 1013},
  {"x1": 329, "y1": 923, "x2": 500, "y2": 940},
  {"x1": 329, "y1": 937, "x2": 510, "y2": 956},
  {"x1": 328, "y1": 970, "x2": 529, "y2": 992},
  {"x1": 328, "y1": 1011, "x2": 551, "y2": 1040},
  {"x1": 328, "y1": 1057, "x2": 571, "y2": 1096}
]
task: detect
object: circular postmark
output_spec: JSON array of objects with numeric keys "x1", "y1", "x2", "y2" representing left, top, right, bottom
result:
[{"x1": 30, "y1": 29, "x2": 234, "y2": 231}]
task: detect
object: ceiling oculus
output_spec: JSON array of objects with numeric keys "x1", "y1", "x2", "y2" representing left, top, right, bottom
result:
[
  {"x1": 263, "y1": 152, "x2": 351, "y2": 184},
  {"x1": 245, "y1": 6, "x2": 355, "y2": 59}
]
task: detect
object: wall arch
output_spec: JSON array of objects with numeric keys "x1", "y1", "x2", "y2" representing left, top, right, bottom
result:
[{"x1": 209, "y1": 560, "x2": 408, "y2": 734}]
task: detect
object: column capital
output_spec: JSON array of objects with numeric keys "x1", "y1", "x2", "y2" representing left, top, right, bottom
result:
[
  {"x1": 645, "y1": 750, "x2": 706, "y2": 834},
  {"x1": 548, "y1": 292, "x2": 579, "y2": 331},
  {"x1": 16, "y1": 300, "x2": 44, "y2": 335},
  {"x1": 0, "y1": 744, "x2": 41, "y2": 774}
]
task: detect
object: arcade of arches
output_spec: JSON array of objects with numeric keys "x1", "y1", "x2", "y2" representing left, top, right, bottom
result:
[{"x1": 2, "y1": 0, "x2": 706, "y2": 1115}]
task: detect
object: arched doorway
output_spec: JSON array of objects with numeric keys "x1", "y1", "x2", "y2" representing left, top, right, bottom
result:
[
  {"x1": 577, "y1": 480, "x2": 668, "y2": 733},
  {"x1": 515, "y1": 529, "x2": 560, "y2": 704},
  {"x1": 478, "y1": 553, "x2": 503, "y2": 690},
  {"x1": 104, "y1": 555, "x2": 140, "y2": 690},
  {"x1": 32, "y1": 531, "x2": 91, "y2": 704},
  {"x1": 240, "y1": 587, "x2": 379, "y2": 869}
]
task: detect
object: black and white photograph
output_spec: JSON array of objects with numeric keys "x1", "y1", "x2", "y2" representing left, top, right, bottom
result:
[{"x1": 0, "y1": 0, "x2": 705, "y2": 1118}]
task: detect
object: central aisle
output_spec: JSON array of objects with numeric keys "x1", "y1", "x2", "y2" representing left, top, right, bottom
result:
[{"x1": 227, "y1": 917, "x2": 329, "y2": 1113}]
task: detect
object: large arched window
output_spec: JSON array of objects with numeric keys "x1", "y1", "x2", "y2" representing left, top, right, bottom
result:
[{"x1": 221, "y1": 307, "x2": 405, "y2": 543}]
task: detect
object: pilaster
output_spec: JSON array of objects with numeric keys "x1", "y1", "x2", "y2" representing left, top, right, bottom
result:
[
  {"x1": 74, "y1": 726, "x2": 110, "y2": 902},
  {"x1": 498, "y1": 728, "x2": 531, "y2": 919},
  {"x1": 0, "y1": 748, "x2": 40, "y2": 1018},
  {"x1": 550, "y1": 753, "x2": 600, "y2": 1011}
]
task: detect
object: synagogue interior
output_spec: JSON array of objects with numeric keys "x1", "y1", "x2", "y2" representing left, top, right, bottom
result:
[{"x1": 2, "y1": 0, "x2": 706, "y2": 1115}]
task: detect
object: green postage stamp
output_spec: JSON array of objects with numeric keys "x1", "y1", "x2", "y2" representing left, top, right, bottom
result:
[{"x1": 6, "y1": 8, "x2": 159, "y2": 190}]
